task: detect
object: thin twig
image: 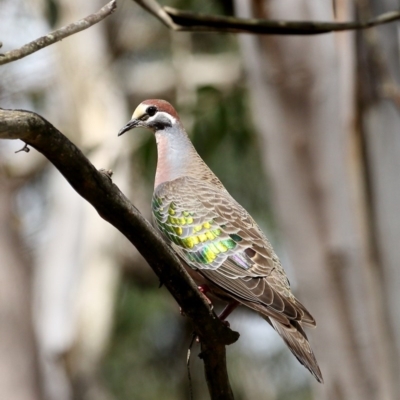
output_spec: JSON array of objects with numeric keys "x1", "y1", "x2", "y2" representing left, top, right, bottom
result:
[
  {"x1": 187, "y1": 332, "x2": 197, "y2": 400},
  {"x1": 134, "y1": 0, "x2": 179, "y2": 30},
  {"x1": 15, "y1": 143, "x2": 30, "y2": 153},
  {"x1": 0, "y1": 0, "x2": 117, "y2": 66},
  {"x1": 166, "y1": 8, "x2": 400, "y2": 34},
  {"x1": 132, "y1": 0, "x2": 400, "y2": 35}
]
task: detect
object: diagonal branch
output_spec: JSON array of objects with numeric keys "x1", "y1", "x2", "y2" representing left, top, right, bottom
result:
[
  {"x1": 132, "y1": 0, "x2": 400, "y2": 35},
  {"x1": 0, "y1": 108, "x2": 238, "y2": 400},
  {"x1": 134, "y1": 0, "x2": 180, "y2": 30},
  {"x1": 0, "y1": 0, "x2": 117, "y2": 66}
]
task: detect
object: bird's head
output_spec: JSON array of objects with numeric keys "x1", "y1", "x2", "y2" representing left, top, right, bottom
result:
[{"x1": 118, "y1": 99, "x2": 180, "y2": 136}]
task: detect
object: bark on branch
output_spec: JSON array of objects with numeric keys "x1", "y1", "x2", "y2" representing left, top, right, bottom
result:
[
  {"x1": 0, "y1": 109, "x2": 238, "y2": 400},
  {"x1": 133, "y1": 0, "x2": 400, "y2": 35},
  {"x1": 0, "y1": 0, "x2": 117, "y2": 66}
]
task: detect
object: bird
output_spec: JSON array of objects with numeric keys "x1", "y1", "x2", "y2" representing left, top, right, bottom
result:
[{"x1": 118, "y1": 99, "x2": 323, "y2": 383}]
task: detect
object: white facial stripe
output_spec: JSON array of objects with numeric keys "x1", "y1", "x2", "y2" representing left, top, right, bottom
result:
[{"x1": 148, "y1": 111, "x2": 177, "y2": 125}]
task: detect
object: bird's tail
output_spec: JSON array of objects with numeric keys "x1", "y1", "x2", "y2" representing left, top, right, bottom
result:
[{"x1": 270, "y1": 318, "x2": 324, "y2": 383}]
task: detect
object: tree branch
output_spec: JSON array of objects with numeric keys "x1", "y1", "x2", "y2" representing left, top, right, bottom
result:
[
  {"x1": 0, "y1": 109, "x2": 238, "y2": 400},
  {"x1": 200, "y1": 342, "x2": 234, "y2": 400},
  {"x1": 0, "y1": 0, "x2": 117, "y2": 66},
  {"x1": 133, "y1": 0, "x2": 180, "y2": 30},
  {"x1": 132, "y1": 0, "x2": 400, "y2": 35}
]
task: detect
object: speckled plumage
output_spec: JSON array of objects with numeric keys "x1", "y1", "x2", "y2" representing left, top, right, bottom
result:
[{"x1": 119, "y1": 99, "x2": 323, "y2": 383}]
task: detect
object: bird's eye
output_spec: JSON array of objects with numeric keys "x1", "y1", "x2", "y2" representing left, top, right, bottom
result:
[{"x1": 146, "y1": 106, "x2": 157, "y2": 117}]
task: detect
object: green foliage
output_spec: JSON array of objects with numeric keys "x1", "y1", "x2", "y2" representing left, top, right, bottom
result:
[
  {"x1": 45, "y1": 0, "x2": 59, "y2": 27},
  {"x1": 190, "y1": 86, "x2": 275, "y2": 230},
  {"x1": 103, "y1": 281, "x2": 190, "y2": 400},
  {"x1": 160, "y1": 0, "x2": 237, "y2": 53}
]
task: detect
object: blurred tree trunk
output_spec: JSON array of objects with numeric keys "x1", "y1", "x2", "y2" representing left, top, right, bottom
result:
[
  {"x1": 0, "y1": 179, "x2": 42, "y2": 400},
  {"x1": 358, "y1": 0, "x2": 400, "y2": 395},
  {"x1": 235, "y1": 0, "x2": 398, "y2": 399},
  {"x1": 35, "y1": 1, "x2": 130, "y2": 399}
]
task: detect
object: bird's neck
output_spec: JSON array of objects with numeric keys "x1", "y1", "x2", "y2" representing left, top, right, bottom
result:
[{"x1": 154, "y1": 126, "x2": 221, "y2": 189}]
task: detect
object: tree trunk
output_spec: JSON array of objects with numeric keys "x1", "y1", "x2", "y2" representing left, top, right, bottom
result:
[
  {"x1": 34, "y1": 1, "x2": 129, "y2": 398},
  {"x1": 358, "y1": 0, "x2": 400, "y2": 396},
  {"x1": 0, "y1": 180, "x2": 42, "y2": 400},
  {"x1": 235, "y1": 0, "x2": 397, "y2": 398}
]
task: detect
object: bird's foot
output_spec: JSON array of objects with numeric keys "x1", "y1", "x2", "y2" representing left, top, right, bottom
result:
[
  {"x1": 193, "y1": 300, "x2": 238, "y2": 343},
  {"x1": 197, "y1": 284, "x2": 213, "y2": 310},
  {"x1": 180, "y1": 285, "x2": 213, "y2": 317},
  {"x1": 218, "y1": 301, "x2": 239, "y2": 321}
]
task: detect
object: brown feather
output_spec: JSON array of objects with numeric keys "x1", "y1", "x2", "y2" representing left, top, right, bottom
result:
[{"x1": 270, "y1": 319, "x2": 323, "y2": 383}]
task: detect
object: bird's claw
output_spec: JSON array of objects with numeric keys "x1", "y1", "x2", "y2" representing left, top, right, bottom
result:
[{"x1": 197, "y1": 284, "x2": 214, "y2": 310}]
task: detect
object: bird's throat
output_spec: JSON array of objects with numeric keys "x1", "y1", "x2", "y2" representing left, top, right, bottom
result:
[
  {"x1": 154, "y1": 127, "x2": 223, "y2": 190},
  {"x1": 154, "y1": 130, "x2": 193, "y2": 188}
]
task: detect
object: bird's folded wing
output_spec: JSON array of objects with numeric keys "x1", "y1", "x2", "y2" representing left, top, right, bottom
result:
[
  {"x1": 153, "y1": 176, "x2": 315, "y2": 326},
  {"x1": 153, "y1": 176, "x2": 277, "y2": 274}
]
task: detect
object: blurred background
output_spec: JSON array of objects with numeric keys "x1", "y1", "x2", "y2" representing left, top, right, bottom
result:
[{"x1": 1, "y1": 0, "x2": 400, "y2": 399}]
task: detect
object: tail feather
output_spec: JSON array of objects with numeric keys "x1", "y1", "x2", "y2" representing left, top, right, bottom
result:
[
  {"x1": 270, "y1": 318, "x2": 324, "y2": 383},
  {"x1": 294, "y1": 299, "x2": 316, "y2": 327},
  {"x1": 239, "y1": 300, "x2": 323, "y2": 383}
]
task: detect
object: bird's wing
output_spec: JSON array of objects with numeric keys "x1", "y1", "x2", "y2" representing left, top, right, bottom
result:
[{"x1": 152, "y1": 176, "x2": 315, "y2": 326}]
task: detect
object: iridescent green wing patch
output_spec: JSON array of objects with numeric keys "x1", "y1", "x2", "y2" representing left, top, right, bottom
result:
[{"x1": 152, "y1": 196, "x2": 241, "y2": 268}]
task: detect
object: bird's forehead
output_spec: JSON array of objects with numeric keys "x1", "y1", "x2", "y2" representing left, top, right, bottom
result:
[
  {"x1": 132, "y1": 103, "x2": 148, "y2": 119},
  {"x1": 142, "y1": 99, "x2": 179, "y2": 119}
]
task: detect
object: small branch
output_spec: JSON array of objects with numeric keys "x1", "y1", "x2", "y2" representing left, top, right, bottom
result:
[
  {"x1": 0, "y1": 0, "x2": 117, "y2": 66},
  {"x1": 132, "y1": 0, "x2": 400, "y2": 35},
  {"x1": 0, "y1": 108, "x2": 238, "y2": 400},
  {"x1": 134, "y1": 0, "x2": 179, "y2": 30},
  {"x1": 15, "y1": 143, "x2": 30, "y2": 153}
]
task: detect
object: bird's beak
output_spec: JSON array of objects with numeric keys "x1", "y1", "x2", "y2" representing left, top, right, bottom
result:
[
  {"x1": 119, "y1": 104, "x2": 150, "y2": 136},
  {"x1": 117, "y1": 119, "x2": 140, "y2": 136}
]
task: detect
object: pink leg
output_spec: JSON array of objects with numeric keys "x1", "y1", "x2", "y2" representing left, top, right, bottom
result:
[
  {"x1": 198, "y1": 284, "x2": 213, "y2": 308},
  {"x1": 198, "y1": 285, "x2": 239, "y2": 320},
  {"x1": 180, "y1": 285, "x2": 213, "y2": 316},
  {"x1": 218, "y1": 301, "x2": 239, "y2": 321}
]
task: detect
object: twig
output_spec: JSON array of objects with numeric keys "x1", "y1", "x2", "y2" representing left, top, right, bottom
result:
[
  {"x1": 15, "y1": 143, "x2": 30, "y2": 153},
  {"x1": 0, "y1": 0, "x2": 117, "y2": 66},
  {"x1": 134, "y1": 0, "x2": 179, "y2": 30},
  {"x1": 187, "y1": 332, "x2": 196, "y2": 400},
  {"x1": 0, "y1": 108, "x2": 238, "y2": 400},
  {"x1": 132, "y1": 0, "x2": 400, "y2": 35}
]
